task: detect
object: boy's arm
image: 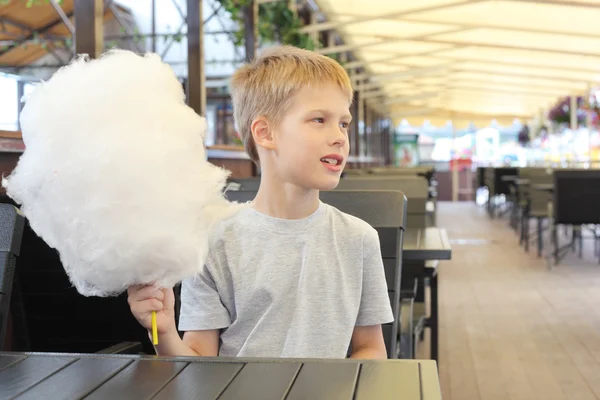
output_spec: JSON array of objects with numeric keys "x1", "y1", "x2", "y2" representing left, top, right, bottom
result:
[
  {"x1": 350, "y1": 325, "x2": 388, "y2": 359},
  {"x1": 158, "y1": 256, "x2": 230, "y2": 357},
  {"x1": 352, "y1": 228, "x2": 395, "y2": 359},
  {"x1": 149, "y1": 329, "x2": 220, "y2": 357}
]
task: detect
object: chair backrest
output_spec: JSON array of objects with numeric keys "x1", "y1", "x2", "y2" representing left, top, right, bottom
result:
[
  {"x1": 553, "y1": 169, "x2": 600, "y2": 225},
  {"x1": 224, "y1": 189, "x2": 407, "y2": 359},
  {"x1": 519, "y1": 167, "x2": 554, "y2": 214},
  {"x1": 341, "y1": 169, "x2": 367, "y2": 176},
  {"x1": 333, "y1": 176, "x2": 428, "y2": 228},
  {"x1": 476, "y1": 167, "x2": 486, "y2": 188},
  {"x1": 369, "y1": 166, "x2": 432, "y2": 176},
  {"x1": 486, "y1": 167, "x2": 519, "y2": 196},
  {"x1": 227, "y1": 177, "x2": 260, "y2": 191},
  {"x1": 368, "y1": 167, "x2": 435, "y2": 188},
  {"x1": 0, "y1": 203, "x2": 25, "y2": 350}
]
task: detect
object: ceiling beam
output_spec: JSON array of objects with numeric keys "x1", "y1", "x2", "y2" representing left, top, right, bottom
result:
[
  {"x1": 420, "y1": 38, "x2": 600, "y2": 62},
  {"x1": 416, "y1": 54, "x2": 600, "y2": 77},
  {"x1": 343, "y1": 34, "x2": 600, "y2": 64},
  {"x1": 447, "y1": 76, "x2": 585, "y2": 93},
  {"x1": 344, "y1": 44, "x2": 467, "y2": 70},
  {"x1": 403, "y1": 16, "x2": 600, "y2": 40},
  {"x1": 501, "y1": 0, "x2": 600, "y2": 9},
  {"x1": 383, "y1": 92, "x2": 440, "y2": 105},
  {"x1": 455, "y1": 67, "x2": 598, "y2": 84},
  {"x1": 389, "y1": 108, "x2": 437, "y2": 118},
  {"x1": 390, "y1": 107, "x2": 531, "y2": 120},
  {"x1": 327, "y1": 12, "x2": 600, "y2": 41},
  {"x1": 317, "y1": 26, "x2": 470, "y2": 55},
  {"x1": 299, "y1": 0, "x2": 485, "y2": 34},
  {"x1": 449, "y1": 85, "x2": 559, "y2": 98},
  {"x1": 316, "y1": 37, "x2": 401, "y2": 56},
  {"x1": 0, "y1": 17, "x2": 32, "y2": 33},
  {"x1": 351, "y1": 63, "x2": 454, "y2": 82},
  {"x1": 49, "y1": 0, "x2": 75, "y2": 35},
  {"x1": 0, "y1": 11, "x2": 74, "y2": 58}
]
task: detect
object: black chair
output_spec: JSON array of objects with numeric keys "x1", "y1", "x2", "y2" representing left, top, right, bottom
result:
[
  {"x1": 550, "y1": 169, "x2": 600, "y2": 265},
  {"x1": 334, "y1": 176, "x2": 430, "y2": 229},
  {"x1": 518, "y1": 168, "x2": 553, "y2": 257},
  {"x1": 226, "y1": 177, "x2": 260, "y2": 191},
  {"x1": 0, "y1": 203, "x2": 25, "y2": 350},
  {"x1": 485, "y1": 167, "x2": 518, "y2": 218},
  {"x1": 0, "y1": 195, "x2": 151, "y2": 355},
  {"x1": 225, "y1": 190, "x2": 407, "y2": 359},
  {"x1": 330, "y1": 177, "x2": 434, "y2": 359}
]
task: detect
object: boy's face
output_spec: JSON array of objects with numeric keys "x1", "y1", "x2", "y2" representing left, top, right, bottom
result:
[{"x1": 270, "y1": 83, "x2": 351, "y2": 191}]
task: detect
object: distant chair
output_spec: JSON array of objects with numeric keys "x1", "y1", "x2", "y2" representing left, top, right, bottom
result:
[{"x1": 550, "y1": 169, "x2": 600, "y2": 266}]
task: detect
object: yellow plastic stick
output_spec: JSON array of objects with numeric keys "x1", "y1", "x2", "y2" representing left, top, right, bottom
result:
[{"x1": 151, "y1": 310, "x2": 158, "y2": 345}]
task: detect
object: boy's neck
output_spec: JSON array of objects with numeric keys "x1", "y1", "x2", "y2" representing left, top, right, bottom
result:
[{"x1": 252, "y1": 176, "x2": 320, "y2": 220}]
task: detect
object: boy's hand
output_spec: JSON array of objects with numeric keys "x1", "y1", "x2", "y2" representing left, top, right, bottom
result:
[{"x1": 127, "y1": 284, "x2": 177, "y2": 336}]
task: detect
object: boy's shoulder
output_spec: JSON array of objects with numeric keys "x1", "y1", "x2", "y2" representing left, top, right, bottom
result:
[
  {"x1": 209, "y1": 201, "x2": 375, "y2": 243},
  {"x1": 324, "y1": 202, "x2": 376, "y2": 235}
]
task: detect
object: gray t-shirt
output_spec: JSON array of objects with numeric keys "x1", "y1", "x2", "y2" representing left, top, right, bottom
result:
[{"x1": 178, "y1": 201, "x2": 394, "y2": 358}]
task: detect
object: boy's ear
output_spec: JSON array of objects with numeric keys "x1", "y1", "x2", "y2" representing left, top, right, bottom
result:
[{"x1": 251, "y1": 116, "x2": 276, "y2": 151}]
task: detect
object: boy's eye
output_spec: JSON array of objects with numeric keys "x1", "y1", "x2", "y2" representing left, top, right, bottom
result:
[
  {"x1": 313, "y1": 118, "x2": 325, "y2": 123},
  {"x1": 340, "y1": 122, "x2": 349, "y2": 129}
]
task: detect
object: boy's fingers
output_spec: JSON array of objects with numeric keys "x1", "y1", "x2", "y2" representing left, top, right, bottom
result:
[
  {"x1": 129, "y1": 285, "x2": 163, "y2": 301},
  {"x1": 132, "y1": 299, "x2": 163, "y2": 314}
]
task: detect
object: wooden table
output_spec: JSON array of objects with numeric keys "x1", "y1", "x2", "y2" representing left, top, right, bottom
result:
[
  {"x1": 0, "y1": 352, "x2": 441, "y2": 400},
  {"x1": 403, "y1": 227, "x2": 452, "y2": 261}
]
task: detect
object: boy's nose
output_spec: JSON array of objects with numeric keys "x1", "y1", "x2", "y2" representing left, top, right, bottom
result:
[{"x1": 330, "y1": 128, "x2": 347, "y2": 148}]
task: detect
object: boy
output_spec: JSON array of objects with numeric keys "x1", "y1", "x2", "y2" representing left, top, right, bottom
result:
[{"x1": 128, "y1": 45, "x2": 394, "y2": 359}]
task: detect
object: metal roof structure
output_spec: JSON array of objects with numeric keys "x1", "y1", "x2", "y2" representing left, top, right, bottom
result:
[{"x1": 0, "y1": 0, "x2": 130, "y2": 70}]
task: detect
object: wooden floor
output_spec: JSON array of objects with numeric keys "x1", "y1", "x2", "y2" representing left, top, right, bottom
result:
[{"x1": 422, "y1": 202, "x2": 600, "y2": 400}]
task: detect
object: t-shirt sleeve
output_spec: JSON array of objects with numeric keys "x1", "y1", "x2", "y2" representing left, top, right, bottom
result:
[
  {"x1": 178, "y1": 261, "x2": 231, "y2": 331},
  {"x1": 355, "y1": 227, "x2": 395, "y2": 326}
]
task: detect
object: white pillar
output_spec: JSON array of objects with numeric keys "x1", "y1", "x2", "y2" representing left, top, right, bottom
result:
[
  {"x1": 451, "y1": 119, "x2": 458, "y2": 202},
  {"x1": 358, "y1": 80, "x2": 365, "y2": 156},
  {"x1": 586, "y1": 84, "x2": 593, "y2": 161},
  {"x1": 570, "y1": 94, "x2": 578, "y2": 131},
  {"x1": 570, "y1": 95, "x2": 578, "y2": 166}
]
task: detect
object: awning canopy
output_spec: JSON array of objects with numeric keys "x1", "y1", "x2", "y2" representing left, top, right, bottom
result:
[{"x1": 309, "y1": 0, "x2": 600, "y2": 126}]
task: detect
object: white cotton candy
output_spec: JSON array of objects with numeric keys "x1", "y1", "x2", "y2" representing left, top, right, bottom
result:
[{"x1": 2, "y1": 49, "x2": 247, "y2": 297}]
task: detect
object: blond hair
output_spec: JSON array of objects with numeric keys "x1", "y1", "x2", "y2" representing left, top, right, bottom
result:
[{"x1": 229, "y1": 45, "x2": 353, "y2": 164}]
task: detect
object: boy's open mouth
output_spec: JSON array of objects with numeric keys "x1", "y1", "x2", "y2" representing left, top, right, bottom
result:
[{"x1": 320, "y1": 155, "x2": 343, "y2": 166}]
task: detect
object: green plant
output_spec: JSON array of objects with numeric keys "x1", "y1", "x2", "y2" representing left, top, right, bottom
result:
[{"x1": 216, "y1": 0, "x2": 318, "y2": 50}]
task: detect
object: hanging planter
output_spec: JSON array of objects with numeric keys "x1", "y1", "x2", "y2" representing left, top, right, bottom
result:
[
  {"x1": 548, "y1": 96, "x2": 587, "y2": 129},
  {"x1": 582, "y1": 90, "x2": 600, "y2": 128}
]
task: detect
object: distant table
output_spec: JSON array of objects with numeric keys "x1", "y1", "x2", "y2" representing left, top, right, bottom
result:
[
  {"x1": 0, "y1": 352, "x2": 441, "y2": 400},
  {"x1": 501, "y1": 175, "x2": 518, "y2": 182},
  {"x1": 533, "y1": 183, "x2": 554, "y2": 193},
  {"x1": 514, "y1": 178, "x2": 531, "y2": 186},
  {"x1": 401, "y1": 227, "x2": 451, "y2": 362},
  {"x1": 403, "y1": 227, "x2": 452, "y2": 261}
]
